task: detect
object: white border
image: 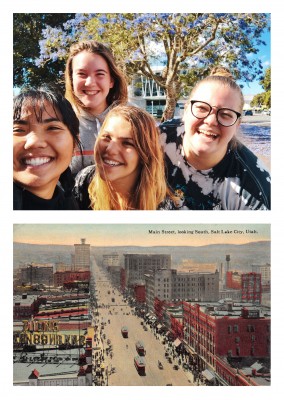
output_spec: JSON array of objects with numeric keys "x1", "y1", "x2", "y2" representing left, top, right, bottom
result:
[{"x1": 2, "y1": 1, "x2": 283, "y2": 399}]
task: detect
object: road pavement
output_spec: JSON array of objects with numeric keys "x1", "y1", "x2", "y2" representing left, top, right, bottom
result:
[
  {"x1": 241, "y1": 114, "x2": 270, "y2": 126},
  {"x1": 90, "y1": 260, "x2": 194, "y2": 386}
]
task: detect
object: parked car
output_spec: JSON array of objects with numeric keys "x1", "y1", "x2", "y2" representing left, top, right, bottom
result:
[{"x1": 244, "y1": 110, "x2": 253, "y2": 116}]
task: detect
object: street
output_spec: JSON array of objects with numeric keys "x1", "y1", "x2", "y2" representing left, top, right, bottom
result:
[{"x1": 90, "y1": 260, "x2": 194, "y2": 386}]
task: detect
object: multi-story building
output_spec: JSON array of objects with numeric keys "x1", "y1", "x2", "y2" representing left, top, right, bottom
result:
[
  {"x1": 74, "y1": 239, "x2": 90, "y2": 271},
  {"x1": 183, "y1": 300, "x2": 270, "y2": 376},
  {"x1": 124, "y1": 253, "x2": 171, "y2": 287},
  {"x1": 172, "y1": 270, "x2": 219, "y2": 302},
  {"x1": 241, "y1": 273, "x2": 262, "y2": 304},
  {"x1": 252, "y1": 263, "x2": 271, "y2": 285},
  {"x1": 20, "y1": 264, "x2": 54, "y2": 286},
  {"x1": 226, "y1": 271, "x2": 242, "y2": 290},
  {"x1": 102, "y1": 253, "x2": 120, "y2": 268},
  {"x1": 53, "y1": 270, "x2": 90, "y2": 287},
  {"x1": 145, "y1": 268, "x2": 219, "y2": 313}
]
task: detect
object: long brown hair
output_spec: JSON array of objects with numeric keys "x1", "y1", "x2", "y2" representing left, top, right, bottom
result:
[
  {"x1": 65, "y1": 40, "x2": 128, "y2": 114},
  {"x1": 88, "y1": 105, "x2": 172, "y2": 210}
]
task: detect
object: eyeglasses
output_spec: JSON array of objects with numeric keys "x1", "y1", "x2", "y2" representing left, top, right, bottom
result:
[{"x1": 190, "y1": 100, "x2": 241, "y2": 127}]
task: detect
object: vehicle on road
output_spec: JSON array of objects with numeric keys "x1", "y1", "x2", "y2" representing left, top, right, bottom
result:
[
  {"x1": 136, "y1": 340, "x2": 145, "y2": 356},
  {"x1": 111, "y1": 297, "x2": 115, "y2": 302},
  {"x1": 244, "y1": 110, "x2": 253, "y2": 116},
  {"x1": 134, "y1": 356, "x2": 146, "y2": 375},
  {"x1": 158, "y1": 360, "x2": 163, "y2": 369},
  {"x1": 121, "y1": 326, "x2": 129, "y2": 338},
  {"x1": 173, "y1": 364, "x2": 179, "y2": 370}
]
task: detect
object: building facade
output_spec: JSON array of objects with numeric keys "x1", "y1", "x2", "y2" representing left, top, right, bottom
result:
[
  {"x1": 124, "y1": 254, "x2": 171, "y2": 287},
  {"x1": 74, "y1": 239, "x2": 90, "y2": 271}
]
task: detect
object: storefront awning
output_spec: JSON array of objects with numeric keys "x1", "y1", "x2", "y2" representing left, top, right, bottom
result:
[
  {"x1": 173, "y1": 338, "x2": 181, "y2": 347},
  {"x1": 202, "y1": 369, "x2": 215, "y2": 381}
]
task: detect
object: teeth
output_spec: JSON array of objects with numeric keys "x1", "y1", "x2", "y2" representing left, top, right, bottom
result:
[
  {"x1": 84, "y1": 90, "x2": 98, "y2": 95},
  {"x1": 24, "y1": 157, "x2": 51, "y2": 166},
  {"x1": 199, "y1": 130, "x2": 218, "y2": 138},
  {"x1": 104, "y1": 159, "x2": 121, "y2": 166}
]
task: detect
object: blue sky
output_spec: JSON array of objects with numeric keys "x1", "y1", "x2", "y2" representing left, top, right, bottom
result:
[{"x1": 238, "y1": 29, "x2": 271, "y2": 95}]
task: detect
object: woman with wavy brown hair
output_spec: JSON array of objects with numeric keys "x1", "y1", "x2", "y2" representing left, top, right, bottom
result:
[
  {"x1": 65, "y1": 40, "x2": 128, "y2": 175},
  {"x1": 73, "y1": 105, "x2": 181, "y2": 210}
]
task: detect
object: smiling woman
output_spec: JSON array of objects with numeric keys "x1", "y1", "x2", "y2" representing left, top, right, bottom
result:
[
  {"x1": 73, "y1": 105, "x2": 182, "y2": 210},
  {"x1": 160, "y1": 66, "x2": 271, "y2": 210},
  {"x1": 13, "y1": 86, "x2": 81, "y2": 210},
  {"x1": 65, "y1": 40, "x2": 128, "y2": 175}
]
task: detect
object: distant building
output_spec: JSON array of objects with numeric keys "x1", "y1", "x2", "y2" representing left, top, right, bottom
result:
[
  {"x1": 103, "y1": 253, "x2": 120, "y2": 268},
  {"x1": 20, "y1": 263, "x2": 53, "y2": 286},
  {"x1": 53, "y1": 270, "x2": 90, "y2": 287},
  {"x1": 74, "y1": 239, "x2": 90, "y2": 271},
  {"x1": 124, "y1": 253, "x2": 171, "y2": 287},
  {"x1": 145, "y1": 268, "x2": 219, "y2": 313},
  {"x1": 241, "y1": 273, "x2": 262, "y2": 304},
  {"x1": 128, "y1": 68, "x2": 254, "y2": 117}
]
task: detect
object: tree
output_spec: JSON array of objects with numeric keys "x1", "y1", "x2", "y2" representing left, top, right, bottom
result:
[
  {"x1": 13, "y1": 13, "x2": 75, "y2": 89},
  {"x1": 251, "y1": 66, "x2": 271, "y2": 109},
  {"x1": 18, "y1": 13, "x2": 270, "y2": 121}
]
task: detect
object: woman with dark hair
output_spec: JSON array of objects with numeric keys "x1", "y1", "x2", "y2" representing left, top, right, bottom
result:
[
  {"x1": 160, "y1": 66, "x2": 271, "y2": 210},
  {"x1": 13, "y1": 85, "x2": 81, "y2": 210},
  {"x1": 65, "y1": 40, "x2": 128, "y2": 175}
]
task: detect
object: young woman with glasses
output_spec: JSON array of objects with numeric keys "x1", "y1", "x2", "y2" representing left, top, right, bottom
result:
[{"x1": 160, "y1": 66, "x2": 271, "y2": 210}]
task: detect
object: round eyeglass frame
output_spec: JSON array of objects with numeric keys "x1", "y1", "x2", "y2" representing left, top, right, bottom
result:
[{"x1": 190, "y1": 100, "x2": 241, "y2": 127}]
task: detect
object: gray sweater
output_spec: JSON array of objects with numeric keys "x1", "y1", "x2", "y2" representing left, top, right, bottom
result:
[{"x1": 70, "y1": 104, "x2": 115, "y2": 175}]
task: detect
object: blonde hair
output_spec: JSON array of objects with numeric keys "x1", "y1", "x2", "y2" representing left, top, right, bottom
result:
[
  {"x1": 188, "y1": 65, "x2": 244, "y2": 112},
  {"x1": 88, "y1": 105, "x2": 171, "y2": 210},
  {"x1": 65, "y1": 40, "x2": 128, "y2": 114}
]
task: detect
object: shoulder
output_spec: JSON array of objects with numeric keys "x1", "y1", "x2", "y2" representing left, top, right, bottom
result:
[
  {"x1": 233, "y1": 142, "x2": 271, "y2": 180},
  {"x1": 159, "y1": 118, "x2": 185, "y2": 144},
  {"x1": 73, "y1": 165, "x2": 96, "y2": 210},
  {"x1": 230, "y1": 142, "x2": 271, "y2": 209},
  {"x1": 13, "y1": 182, "x2": 23, "y2": 210},
  {"x1": 56, "y1": 185, "x2": 79, "y2": 210},
  {"x1": 75, "y1": 165, "x2": 96, "y2": 187}
]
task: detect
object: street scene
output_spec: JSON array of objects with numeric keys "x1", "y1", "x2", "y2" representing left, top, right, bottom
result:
[{"x1": 91, "y1": 260, "x2": 195, "y2": 386}]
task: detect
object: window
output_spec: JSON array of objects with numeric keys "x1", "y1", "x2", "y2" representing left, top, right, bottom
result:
[
  {"x1": 233, "y1": 325, "x2": 239, "y2": 333},
  {"x1": 228, "y1": 326, "x2": 232, "y2": 334},
  {"x1": 235, "y1": 337, "x2": 240, "y2": 343}
]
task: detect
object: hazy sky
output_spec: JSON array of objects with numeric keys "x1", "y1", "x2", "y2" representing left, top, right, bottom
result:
[{"x1": 13, "y1": 224, "x2": 270, "y2": 247}]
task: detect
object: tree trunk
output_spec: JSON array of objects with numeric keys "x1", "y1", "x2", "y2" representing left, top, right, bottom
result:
[{"x1": 160, "y1": 82, "x2": 179, "y2": 123}]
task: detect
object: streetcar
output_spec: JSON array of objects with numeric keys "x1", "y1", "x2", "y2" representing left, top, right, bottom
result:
[
  {"x1": 134, "y1": 356, "x2": 145, "y2": 375},
  {"x1": 121, "y1": 326, "x2": 128, "y2": 338},
  {"x1": 135, "y1": 340, "x2": 145, "y2": 356}
]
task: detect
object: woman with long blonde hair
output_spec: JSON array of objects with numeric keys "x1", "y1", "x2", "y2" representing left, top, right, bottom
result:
[{"x1": 73, "y1": 105, "x2": 181, "y2": 210}]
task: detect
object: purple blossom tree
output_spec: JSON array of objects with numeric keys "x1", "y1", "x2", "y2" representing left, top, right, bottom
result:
[{"x1": 35, "y1": 13, "x2": 270, "y2": 121}]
